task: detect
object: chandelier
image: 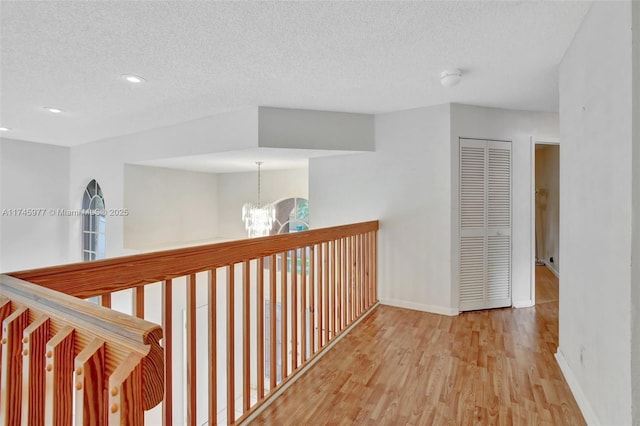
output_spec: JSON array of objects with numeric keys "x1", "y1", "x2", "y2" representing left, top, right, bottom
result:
[{"x1": 242, "y1": 162, "x2": 275, "y2": 238}]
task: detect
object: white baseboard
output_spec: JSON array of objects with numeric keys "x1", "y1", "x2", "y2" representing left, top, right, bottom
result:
[
  {"x1": 513, "y1": 300, "x2": 534, "y2": 308},
  {"x1": 555, "y1": 349, "x2": 600, "y2": 426},
  {"x1": 544, "y1": 261, "x2": 559, "y2": 278},
  {"x1": 379, "y1": 298, "x2": 458, "y2": 316}
]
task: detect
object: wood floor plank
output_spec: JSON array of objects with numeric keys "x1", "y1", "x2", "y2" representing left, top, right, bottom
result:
[{"x1": 253, "y1": 271, "x2": 583, "y2": 425}]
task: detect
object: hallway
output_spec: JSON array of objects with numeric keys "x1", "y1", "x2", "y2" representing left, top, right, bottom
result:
[{"x1": 254, "y1": 269, "x2": 583, "y2": 425}]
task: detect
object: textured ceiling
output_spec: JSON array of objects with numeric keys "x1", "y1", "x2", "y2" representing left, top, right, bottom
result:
[{"x1": 0, "y1": 1, "x2": 591, "y2": 147}]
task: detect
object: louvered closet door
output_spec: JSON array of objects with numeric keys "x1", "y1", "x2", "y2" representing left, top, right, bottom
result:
[{"x1": 459, "y1": 139, "x2": 511, "y2": 311}]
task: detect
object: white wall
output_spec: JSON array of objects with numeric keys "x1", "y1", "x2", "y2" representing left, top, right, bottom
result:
[
  {"x1": 310, "y1": 103, "x2": 558, "y2": 315},
  {"x1": 310, "y1": 104, "x2": 456, "y2": 315},
  {"x1": 535, "y1": 145, "x2": 560, "y2": 273},
  {"x1": 123, "y1": 165, "x2": 219, "y2": 250},
  {"x1": 217, "y1": 168, "x2": 308, "y2": 240},
  {"x1": 0, "y1": 138, "x2": 70, "y2": 272},
  {"x1": 68, "y1": 108, "x2": 260, "y2": 262},
  {"x1": 558, "y1": 2, "x2": 633, "y2": 425},
  {"x1": 258, "y1": 107, "x2": 375, "y2": 151},
  {"x1": 68, "y1": 107, "x2": 364, "y2": 260},
  {"x1": 632, "y1": 1, "x2": 640, "y2": 422},
  {"x1": 450, "y1": 104, "x2": 559, "y2": 309}
]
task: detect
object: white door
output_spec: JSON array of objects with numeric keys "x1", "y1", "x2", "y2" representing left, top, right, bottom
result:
[{"x1": 459, "y1": 139, "x2": 512, "y2": 311}]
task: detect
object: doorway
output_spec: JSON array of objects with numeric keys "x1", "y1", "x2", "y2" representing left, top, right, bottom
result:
[{"x1": 532, "y1": 141, "x2": 560, "y2": 304}]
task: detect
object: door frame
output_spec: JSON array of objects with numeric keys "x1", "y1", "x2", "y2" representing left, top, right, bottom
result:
[{"x1": 530, "y1": 137, "x2": 560, "y2": 306}]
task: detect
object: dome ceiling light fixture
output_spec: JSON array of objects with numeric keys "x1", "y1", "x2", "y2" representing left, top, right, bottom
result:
[
  {"x1": 440, "y1": 69, "x2": 462, "y2": 87},
  {"x1": 43, "y1": 107, "x2": 64, "y2": 114}
]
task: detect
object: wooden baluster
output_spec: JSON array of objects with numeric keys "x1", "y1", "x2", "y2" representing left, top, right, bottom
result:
[
  {"x1": 108, "y1": 353, "x2": 143, "y2": 425},
  {"x1": 44, "y1": 326, "x2": 74, "y2": 426},
  {"x1": 337, "y1": 238, "x2": 342, "y2": 332},
  {"x1": 373, "y1": 231, "x2": 378, "y2": 303},
  {"x1": 347, "y1": 235, "x2": 358, "y2": 322},
  {"x1": 309, "y1": 245, "x2": 315, "y2": 356},
  {"x1": 365, "y1": 232, "x2": 371, "y2": 308},
  {"x1": 347, "y1": 236, "x2": 356, "y2": 322},
  {"x1": 353, "y1": 236, "x2": 357, "y2": 321},
  {"x1": 356, "y1": 235, "x2": 361, "y2": 317},
  {"x1": 75, "y1": 338, "x2": 105, "y2": 426},
  {"x1": 351, "y1": 236, "x2": 359, "y2": 321},
  {"x1": 280, "y1": 252, "x2": 287, "y2": 380},
  {"x1": 21, "y1": 315, "x2": 51, "y2": 426},
  {"x1": 227, "y1": 265, "x2": 235, "y2": 425},
  {"x1": 358, "y1": 234, "x2": 367, "y2": 313},
  {"x1": 353, "y1": 235, "x2": 358, "y2": 318},
  {"x1": 326, "y1": 241, "x2": 336, "y2": 343},
  {"x1": 323, "y1": 242, "x2": 330, "y2": 346},
  {"x1": 208, "y1": 271, "x2": 217, "y2": 425},
  {"x1": 101, "y1": 293, "x2": 111, "y2": 309},
  {"x1": 242, "y1": 261, "x2": 251, "y2": 414},
  {"x1": 162, "y1": 279, "x2": 173, "y2": 426},
  {"x1": 300, "y1": 247, "x2": 307, "y2": 364},
  {"x1": 0, "y1": 297, "x2": 11, "y2": 389},
  {"x1": 332, "y1": 240, "x2": 340, "y2": 339},
  {"x1": 346, "y1": 236, "x2": 351, "y2": 322},
  {"x1": 187, "y1": 275, "x2": 197, "y2": 426},
  {"x1": 343, "y1": 237, "x2": 349, "y2": 323},
  {"x1": 133, "y1": 286, "x2": 144, "y2": 319},
  {"x1": 256, "y1": 259, "x2": 264, "y2": 401},
  {"x1": 317, "y1": 244, "x2": 323, "y2": 350},
  {"x1": 291, "y1": 250, "x2": 297, "y2": 371},
  {"x1": 364, "y1": 233, "x2": 369, "y2": 309},
  {"x1": 0, "y1": 306, "x2": 29, "y2": 426},
  {"x1": 269, "y1": 255, "x2": 276, "y2": 390},
  {"x1": 359, "y1": 234, "x2": 364, "y2": 315},
  {"x1": 371, "y1": 232, "x2": 376, "y2": 306},
  {"x1": 372, "y1": 231, "x2": 377, "y2": 306}
]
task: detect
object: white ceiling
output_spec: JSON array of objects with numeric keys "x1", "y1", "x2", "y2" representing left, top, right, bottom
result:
[
  {"x1": 0, "y1": 1, "x2": 591, "y2": 148},
  {"x1": 134, "y1": 147, "x2": 362, "y2": 173}
]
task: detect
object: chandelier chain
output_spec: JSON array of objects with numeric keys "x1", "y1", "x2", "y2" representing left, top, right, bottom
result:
[{"x1": 256, "y1": 161, "x2": 262, "y2": 206}]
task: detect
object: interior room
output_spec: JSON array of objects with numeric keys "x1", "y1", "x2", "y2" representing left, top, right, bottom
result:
[
  {"x1": 534, "y1": 143, "x2": 560, "y2": 304},
  {"x1": 0, "y1": 1, "x2": 638, "y2": 425}
]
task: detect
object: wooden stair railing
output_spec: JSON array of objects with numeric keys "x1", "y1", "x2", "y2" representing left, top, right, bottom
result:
[
  {"x1": 9, "y1": 220, "x2": 379, "y2": 425},
  {"x1": 0, "y1": 275, "x2": 163, "y2": 426}
]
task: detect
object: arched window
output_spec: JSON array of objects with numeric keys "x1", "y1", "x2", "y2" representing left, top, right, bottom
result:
[
  {"x1": 269, "y1": 197, "x2": 309, "y2": 235},
  {"x1": 82, "y1": 179, "x2": 106, "y2": 261}
]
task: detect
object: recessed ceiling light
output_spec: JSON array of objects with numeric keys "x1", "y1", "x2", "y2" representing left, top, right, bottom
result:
[
  {"x1": 121, "y1": 74, "x2": 146, "y2": 84},
  {"x1": 44, "y1": 107, "x2": 64, "y2": 114},
  {"x1": 0, "y1": 127, "x2": 10, "y2": 132}
]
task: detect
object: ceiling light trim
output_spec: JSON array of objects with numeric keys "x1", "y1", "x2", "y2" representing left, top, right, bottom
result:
[
  {"x1": 440, "y1": 69, "x2": 463, "y2": 87},
  {"x1": 121, "y1": 74, "x2": 146, "y2": 84}
]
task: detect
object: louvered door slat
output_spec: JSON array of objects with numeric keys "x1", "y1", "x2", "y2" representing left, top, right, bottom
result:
[
  {"x1": 459, "y1": 236, "x2": 485, "y2": 310},
  {"x1": 460, "y1": 145, "x2": 486, "y2": 230},
  {"x1": 488, "y1": 146, "x2": 511, "y2": 229},
  {"x1": 487, "y1": 235, "x2": 511, "y2": 306}
]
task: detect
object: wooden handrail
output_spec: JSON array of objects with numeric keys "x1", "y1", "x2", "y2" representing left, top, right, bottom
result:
[
  {"x1": 5, "y1": 220, "x2": 379, "y2": 425},
  {"x1": 10, "y1": 221, "x2": 379, "y2": 299},
  {"x1": 0, "y1": 275, "x2": 164, "y2": 413}
]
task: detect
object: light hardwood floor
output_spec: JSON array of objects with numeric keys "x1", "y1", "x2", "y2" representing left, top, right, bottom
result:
[
  {"x1": 253, "y1": 268, "x2": 583, "y2": 425},
  {"x1": 535, "y1": 265, "x2": 559, "y2": 304}
]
